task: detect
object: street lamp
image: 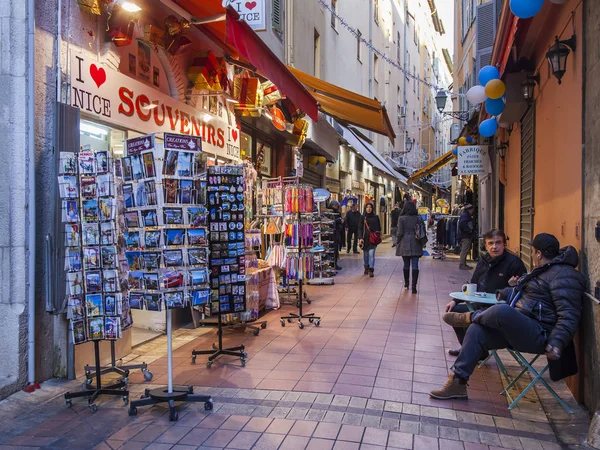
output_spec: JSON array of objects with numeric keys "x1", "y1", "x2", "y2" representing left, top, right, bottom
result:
[
  {"x1": 521, "y1": 74, "x2": 540, "y2": 103},
  {"x1": 496, "y1": 141, "x2": 509, "y2": 160},
  {"x1": 405, "y1": 134, "x2": 413, "y2": 153},
  {"x1": 546, "y1": 35, "x2": 576, "y2": 84},
  {"x1": 435, "y1": 90, "x2": 470, "y2": 121}
]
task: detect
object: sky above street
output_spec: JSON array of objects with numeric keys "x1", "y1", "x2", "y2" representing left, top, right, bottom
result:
[{"x1": 436, "y1": 1, "x2": 455, "y2": 56}]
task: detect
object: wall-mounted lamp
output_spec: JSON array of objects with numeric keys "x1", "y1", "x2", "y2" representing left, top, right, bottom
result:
[
  {"x1": 546, "y1": 35, "x2": 576, "y2": 84},
  {"x1": 496, "y1": 141, "x2": 509, "y2": 160},
  {"x1": 521, "y1": 74, "x2": 540, "y2": 102},
  {"x1": 405, "y1": 134, "x2": 414, "y2": 153}
]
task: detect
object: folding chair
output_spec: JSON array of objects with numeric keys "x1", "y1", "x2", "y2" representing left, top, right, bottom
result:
[{"x1": 501, "y1": 349, "x2": 574, "y2": 413}]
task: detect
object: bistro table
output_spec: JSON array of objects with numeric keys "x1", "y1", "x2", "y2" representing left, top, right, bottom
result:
[{"x1": 448, "y1": 292, "x2": 510, "y2": 382}]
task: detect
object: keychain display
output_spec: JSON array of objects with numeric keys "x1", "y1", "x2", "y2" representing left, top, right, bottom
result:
[
  {"x1": 284, "y1": 221, "x2": 314, "y2": 248},
  {"x1": 284, "y1": 185, "x2": 314, "y2": 213},
  {"x1": 285, "y1": 252, "x2": 314, "y2": 280}
]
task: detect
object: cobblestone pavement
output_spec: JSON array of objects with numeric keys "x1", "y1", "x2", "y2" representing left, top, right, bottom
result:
[{"x1": 0, "y1": 245, "x2": 590, "y2": 449}]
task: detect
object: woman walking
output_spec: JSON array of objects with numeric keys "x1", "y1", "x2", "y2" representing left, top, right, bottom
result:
[
  {"x1": 358, "y1": 202, "x2": 381, "y2": 278},
  {"x1": 396, "y1": 201, "x2": 425, "y2": 293}
]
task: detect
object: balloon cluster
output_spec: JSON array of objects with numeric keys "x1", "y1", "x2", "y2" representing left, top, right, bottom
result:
[
  {"x1": 457, "y1": 136, "x2": 476, "y2": 146},
  {"x1": 466, "y1": 65, "x2": 506, "y2": 138}
]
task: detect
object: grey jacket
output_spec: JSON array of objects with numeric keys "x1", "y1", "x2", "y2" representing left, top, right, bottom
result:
[{"x1": 396, "y1": 215, "x2": 424, "y2": 257}]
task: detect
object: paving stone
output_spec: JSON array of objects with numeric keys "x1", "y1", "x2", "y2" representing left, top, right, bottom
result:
[
  {"x1": 478, "y1": 431, "x2": 502, "y2": 446},
  {"x1": 286, "y1": 407, "x2": 309, "y2": 420},
  {"x1": 252, "y1": 433, "x2": 286, "y2": 450},
  {"x1": 474, "y1": 414, "x2": 496, "y2": 427},
  {"x1": 306, "y1": 437, "x2": 335, "y2": 450},
  {"x1": 220, "y1": 415, "x2": 251, "y2": 431},
  {"x1": 420, "y1": 406, "x2": 439, "y2": 418},
  {"x1": 269, "y1": 407, "x2": 291, "y2": 418},
  {"x1": 499, "y1": 433, "x2": 525, "y2": 449},
  {"x1": 438, "y1": 438, "x2": 465, "y2": 450},
  {"x1": 226, "y1": 431, "x2": 261, "y2": 449},
  {"x1": 458, "y1": 428, "x2": 481, "y2": 444},
  {"x1": 313, "y1": 422, "x2": 341, "y2": 440},
  {"x1": 384, "y1": 401, "x2": 404, "y2": 413},
  {"x1": 305, "y1": 409, "x2": 327, "y2": 421},
  {"x1": 342, "y1": 413, "x2": 363, "y2": 425},
  {"x1": 379, "y1": 417, "x2": 400, "y2": 430},
  {"x1": 242, "y1": 417, "x2": 273, "y2": 433},
  {"x1": 314, "y1": 394, "x2": 335, "y2": 406},
  {"x1": 366, "y1": 399, "x2": 385, "y2": 411},
  {"x1": 388, "y1": 431, "x2": 414, "y2": 449},
  {"x1": 438, "y1": 409, "x2": 458, "y2": 421},
  {"x1": 266, "y1": 419, "x2": 296, "y2": 435},
  {"x1": 349, "y1": 397, "x2": 368, "y2": 409},
  {"x1": 413, "y1": 434, "x2": 439, "y2": 449},
  {"x1": 399, "y1": 419, "x2": 420, "y2": 435},
  {"x1": 202, "y1": 429, "x2": 237, "y2": 448},
  {"x1": 323, "y1": 411, "x2": 345, "y2": 423},
  {"x1": 331, "y1": 395, "x2": 351, "y2": 407},
  {"x1": 289, "y1": 420, "x2": 318, "y2": 437},
  {"x1": 439, "y1": 425, "x2": 460, "y2": 440},
  {"x1": 178, "y1": 427, "x2": 215, "y2": 446},
  {"x1": 419, "y1": 422, "x2": 439, "y2": 438},
  {"x1": 235, "y1": 405, "x2": 257, "y2": 416},
  {"x1": 518, "y1": 437, "x2": 544, "y2": 449},
  {"x1": 362, "y1": 427, "x2": 389, "y2": 446},
  {"x1": 298, "y1": 393, "x2": 318, "y2": 404},
  {"x1": 265, "y1": 391, "x2": 286, "y2": 401},
  {"x1": 279, "y1": 434, "x2": 310, "y2": 450},
  {"x1": 251, "y1": 406, "x2": 274, "y2": 417},
  {"x1": 337, "y1": 425, "x2": 365, "y2": 442},
  {"x1": 333, "y1": 441, "x2": 359, "y2": 450},
  {"x1": 360, "y1": 415, "x2": 381, "y2": 428},
  {"x1": 402, "y1": 403, "x2": 420, "y2": 416}
]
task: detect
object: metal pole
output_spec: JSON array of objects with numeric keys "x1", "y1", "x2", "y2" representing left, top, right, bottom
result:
[{"x1": 166, "y1": 308, "x2": 173, "y2": 393}]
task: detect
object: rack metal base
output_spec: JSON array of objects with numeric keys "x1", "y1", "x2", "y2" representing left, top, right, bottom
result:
[{"x1": 128, "y1": 386, "x2": 213, "y2": 421}]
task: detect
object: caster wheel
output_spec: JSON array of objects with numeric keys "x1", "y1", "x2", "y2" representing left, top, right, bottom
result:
[
  {"x1": 308, "y1": 318, "x2": 314, "y2": 323},
  {"x1": 86, "y1": 378, "x2": 93, "y2": 385},
  {"x1": 253, "y1": 329, "x2": 259, "y2": 336},
  {"x1": 280, "y1": 319, "x2": 285, "y2": 327},
  {"x1": 169, "y1": 411, "x2": 178, "y2": 421},
  {"x1": 128, "y1": 407, "x2": 138, "y2": 416},
  {"x1": 315, "y1": 320, "x2": 321, "y2": 327},
  {"x1": 140, "y1": 394, "x2": 147, "y2": 399},
  {"x1": 143, "y1": 370, "x2": 153, "y2": 382},
  {"x1": 206, "y1": 361, "x2": 213, "y2": 369},
  {"x1": 122, "y1": 377, "x2": 128, "y2": 385},
  {"x1": 241, "y1": 359, "x2": 246, "y2": 367},
  {"x1": 298, "y1": 322, "x2": 304, "y2": 329},
  {"x1": 242, "y1": 351, "x2": 248, "y2": 358},
  {"x1": 123, "y1": 396, "x2": 129, "y2": 405},
  {"x1": 66, "y1": 400, "x2": 72, "y2": 408},
  {"x1": 90, "y1": 404, "x2": 98, "y2": 413},
  {"x1": 191, "y1": 356, "x2": 197, "y2": 364},
  {"x1": 307, "y1": 299, "x2": 312, "y2": 304},
  {"x1": 188, "y1": 386, "x2": 194, "y2": 394},
  {"x1": 261, "y1": 323, "x2": 267, "y2": 329},
  {"x1": 82, "y1": 382, "x2": 89, "y2": 391},
  {"x1": 296, "y1": 302, "x2": 300, "y2": 308},
  {"x1": 212, "y1": 343, "x2": 218, "y2": 351},
  {"x1": 287, "y1": 318, "x2": 292, "y2": 323},
  {"x1": 303, "y1": 292, "x2": 308, "y2": 299},
  {"x1": 204, "y1": 401, "x2": 213, "y2": 411}
]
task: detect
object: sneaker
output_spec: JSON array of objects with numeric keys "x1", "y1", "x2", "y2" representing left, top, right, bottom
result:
[
  {"x1": 459, "y1": 264, "x2": 473, "y2": 270},
  {"x1": 442, "y1": 312, "x2": 472, "y2": 328},
  {"x1": 429, "y1": 375, "x2": 468, "y2": 400},
  {"x1": 448, "y1": 348, "x2": 460, "y2": 357}
]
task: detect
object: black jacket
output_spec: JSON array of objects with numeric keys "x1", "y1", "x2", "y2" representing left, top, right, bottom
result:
[
  {"x1": 458, "y1": 210, "x2": 475, "y2": 240},
  {"x1": 498, "y1": 246, "x2": 585, "y2": 351},
  {"x1": 391, "y1": 208, "x2": 401, "y2": 228},
  {"x1": 358, "y1": 213, "x2": 381, "y2": 250},
  {"x1": 471, "y1": 251, "x2": 527, "y2": 294},
  {"x1": 345, "y1": 210, "x2": 362, "y2": 230}
]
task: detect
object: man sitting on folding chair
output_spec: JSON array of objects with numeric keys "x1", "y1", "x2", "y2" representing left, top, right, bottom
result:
[{"x1": 430, "y1": 233, "x2": 585, "y2": 402}]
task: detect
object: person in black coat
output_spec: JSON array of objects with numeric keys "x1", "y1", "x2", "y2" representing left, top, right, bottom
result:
[
  {"x1": 345, "y1": 203, "x2": 362, "y2": 254},
  {"x1": 330, "y1": 201, "x2": 344, "y2": 270},
  {"x1": 458, "y1": 204, "x2": 475, "y2": 270},
  {"x1": 445, "y1": 229, "x2": 527, "y2": 356},
  {"x1": 430, "y1": 233, "x2": 585, "y2": 400},
  {"x1": 390, "y1": 203, "x2": 401, "y2": 248},
  {"x1": 358, "y1": 202, "x2": 381, "y2": 277}
]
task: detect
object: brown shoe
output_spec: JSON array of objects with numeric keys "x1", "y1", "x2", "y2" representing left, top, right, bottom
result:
[
  {"x1": 429, "y1": 375, "x2": 468, "y2": 400},
  {"x1": 443, "y1": 312, "x2": 472, "y2": 328}
]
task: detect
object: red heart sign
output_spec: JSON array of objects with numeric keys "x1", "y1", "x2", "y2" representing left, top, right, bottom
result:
[
  {"x1": 232, "y1": 129, "x2": 238, "y2": 142},
  {"x1": 245, "y1": 1, "x2": 257, "y2": 10},
  {"x1": 90, "y1": 64, "x2": 106, "y2": 88}
]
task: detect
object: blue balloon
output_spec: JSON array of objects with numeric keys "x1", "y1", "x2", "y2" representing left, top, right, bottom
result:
[
  {"x1": 452, "y1": 148, "x2": 458, "y2": 156},
  {"x1": 479, "y1": 65, "x2": 500, "y2": 86},
  {"x1": 479, "y1": 118, "x2": 498, "y2": 138},
  {"x1": 485, "y1": 97, "x2": 505, "y2": 116},
  {"x1": 466, "y1": 136, "x2": 474, "y2": 144},
  {"x1": 510, "y1": 0, "x2": 544, "y2": 19}
]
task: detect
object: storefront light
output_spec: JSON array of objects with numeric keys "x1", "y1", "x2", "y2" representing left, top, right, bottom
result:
[
  {"x1": 546, "y1": 35, "x2": 576, "y2": 85},
  {"x1": 203, "y1": 113, "x2": 213, "y2": 122},
  {"x1": 120, "y1": 1, "x2": 142, "y2": 12},
  {"x1": 80, "y1": 122, "x2": 109, "y2": 136}
]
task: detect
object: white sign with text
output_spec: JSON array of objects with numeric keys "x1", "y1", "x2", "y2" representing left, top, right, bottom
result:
[
  {"x1": 222, "y1": 0, "x2": 267, "y2": 31},
  {"x1": 457, "y1": 146, "x2": 491, "y2": 176}
]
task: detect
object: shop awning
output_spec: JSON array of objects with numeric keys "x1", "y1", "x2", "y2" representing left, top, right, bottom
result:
[
  {"x1": 170, "y1": 1, "x2": 319, "y2": 121},
  {"x1": 287, "y1": 66, "x2": 396, "y2": 145},
  {"x1": 407, "y1": 149, "x2": 456, "y2": 185}
]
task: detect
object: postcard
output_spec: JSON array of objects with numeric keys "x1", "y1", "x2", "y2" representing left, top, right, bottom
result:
[
  {"x1": 88, "y1": 317, "x2": 104, "y2": 340},
  {"x1": 114, "y1": 293, "x2": 123, "y2": 315},
  {"x1": 129, "y1": 292, "x2": 144, "y2": 309},
  {"x1": 101, "y1": 246, "x2": 117, "y2": 268},
  {"x1": 131, "y1": 154, "x2": 144, "y2": 180},
  {"x1": 142, "y1": 252, "x2": 161, "y2": 270},
  {"x1": 72, "y1": 320, "x2": 87, "y2": 344},
  {"x1": 83, "y1": 247, "x2": 100, "y2": 270},
  {"x1": 164, "y1": 179, "x2": 179, "y2": 204},
  {"x1": 59, "y1": 152, "x2": 77, "y2": 175},
  {"x1": 122, "y1": 157, "x2": 133, "y2": 182},
  {"x1": 123, "y1": 184, "x2": 135, "y2": 208},
  {"x1": 104, "y1": 317, "x2": 119, "y2": 340},
  {"x1": 165, "y1": 228, "x2": 185, "y2": 246},
  {"x1": 192, "y1": 290, "x2": 210, "y2": 306},
  {"x1": 144, "y1": 230, "x2": 161, "y2": 248},
  {"x1": 188, "y1": 207, "x2": 207, "y2": 227},
  {"x1": 124, "y1": 231, "x2": 141, "y2": 248},
  {"x1": 82, "y1": 199, "x2": 99, "y2": 222},
  {"x1": 65, "y1": 224, "x2": 80, "y2": 247},
  {"x1": 103, "y1": 269, "x2": 119, "y2": 293},
  {"x1": 100, "y1": 222, "x2": 115, "y2": 245},
  {"x1": 143, "y1": 273, "x2": 159, "y2": 290},
  {"x1": 65, "y1": 248, "x2": 82, "y2": 272},
  {"x1": 180, "y1": 180, "x2": 193, "y2": 204},
  {"x1": 58, "y1": 176, "x2": 78, "y2": 198},
  {"x1": 96, "y1": 174, "x2": 111, "y2": 197},
  {"x1": 135, "y1": 182, "x2": 147, "y2": 207},
  {"x1": 190, "y1": 268, "x2": 208, "y2": 286},
  {"x1": 177, "y1": 152, "x2": 192, "y2": 176},
  {"x1": 141, "y1": 209, "x2": 158, "y2": 227},
  {"x1": 163, "y1": 270, "x2": 183, "y2": 289},
  {"x1": 80, "y1": 176, "x2": 97, "y2": 198},
  {"x1": 165, "y1": 291, "x2": 185, "y2": 308},
  {"x1": 124, "y1": 211, "x2": 140, "y2": 228},
  {"x1": 78, "y1": 151, "x2": 96, "y2": 174},
  {"x1": 144, "y1": 180, "x2": 157, "y2": 206},
  {"x1": 96, "y1": 151, "x2": 109, "y2": 174},
  {"x1": 128, "y1": 271, "x2": 144, "y2": 289},
  {"x1": 163, "y1": 249, "x2": 183, "y2": 267},
  {"x1": 82, "y1": 223, "x2": 99, "y2": 246},
  {"x1": 62, "y1": 200, "x2": 80, "y2": 223},
  {"x1": 163, "y1": 208, "x2": 183, "y2": 225},
  {"x1": 145, "y1": 293, "x2": 161, "y2": 311},
  {"x1": 187, "y1": 228, "x2": 206, "y2": 246},
  {"x1": 142, "y1": 152, "x2": 155, "y2": 178},
  {"x1": 188, "y1": 248, "x2": 207, "y2": 266},
  {"x1": 125, "y1": 251, "x2": 144, "y2": 270},
  {"x1": 104, "y1": 293, "x2": 117, "y2": 316},
  {"x1": 163, "y1": 150, "x2": 178, "y2": 176},
  {"x1": 99, "y1": 198, "x2": 114, "y2": 220},
  {"x1": 85, "y1": 271, "x2": 102, "y2": 294},
  {"x1": 66, "y1": 271, "x2": 83, "y2": 296},
  {"x1": 86, "y1": 293, "x2": 103, "y2": 317}
]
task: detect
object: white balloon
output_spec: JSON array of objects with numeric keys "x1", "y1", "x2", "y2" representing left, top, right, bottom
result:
[{"x1": 466, "y1": 85, "x2": 488, "y2": 104}]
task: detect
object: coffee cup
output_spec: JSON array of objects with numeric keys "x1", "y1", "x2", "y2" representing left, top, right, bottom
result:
[{"x1": 462, "y1": 283, "x2": 478, "y2": 296}]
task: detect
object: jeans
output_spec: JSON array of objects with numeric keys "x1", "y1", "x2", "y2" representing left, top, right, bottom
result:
[
  {"x1": 460, "y1": 238, "x2": 472, "y2": 264},
  {"x1": 453, "y1": 304, "x2": 547, "y2": 380},
  {"x1": 363, "y1": 248, "x2": 376, "y2": 269},
  {"x1": 391, "y1": 227, "x2": 398, "y2": 246},
  {"x1": 402, "y1": 256, "x2": 419, "y2": 270},
  {"x1": 347, "y1": 228, "x2": 358, "y2": 252}
]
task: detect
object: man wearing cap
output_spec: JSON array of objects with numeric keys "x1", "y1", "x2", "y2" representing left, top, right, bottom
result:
[
  {"x1": 430, "y1": 233, "x2": 585, "y2": 400},
  {"x1": 458, "y1": 204, "x2": 476, "y2": 270}
]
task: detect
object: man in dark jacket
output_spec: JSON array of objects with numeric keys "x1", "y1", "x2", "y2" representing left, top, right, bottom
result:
[
  {"x1": 345, "y1": 204, "x2": 362, "y2": 254},
  {"x1": 330, "y1": 201, "x2": 344, "y2": 270},
  {"x1": 390, "y1": 203, "x2": 401, "y2": 248},
  {"x1": 458, "y1": 204, "x2": 475, "y2": 270},
  {"x1": 430, "y1": 233, "x2": 585, "y2": 400},
  {"x1": 445, "y1": 229, "x2": 527, "y2": 356}
]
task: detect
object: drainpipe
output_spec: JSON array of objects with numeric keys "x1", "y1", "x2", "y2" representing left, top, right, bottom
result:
[
  {"x1": 402, "y1": 0, "x2": 408, "y2": 161},
  {"x1": 27, "y1": 0, "x2": 37, "y2": 388},
  {"x1": 368, "y1": 0, "x2": 373, "y2": 99},
  {"x1": 285, "y1": 0, "x2": 294, "y2": 66}
]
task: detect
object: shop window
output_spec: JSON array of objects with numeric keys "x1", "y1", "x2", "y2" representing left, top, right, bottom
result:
[
  {"x1": 272, "y1": 0, "x2": 283, "y2": 37},
  {"x1": 355, "y1": 156, "x2": 364, "y2": 173},
  {"x1": 240, "y1": 132, "x2": 252, "y2": 160},
  {"x1": 257, "y1": 140, "x2": 272, "y2": 176}
]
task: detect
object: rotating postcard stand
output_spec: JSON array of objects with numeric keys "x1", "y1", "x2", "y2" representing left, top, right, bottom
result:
[
  {"x1": 280, "y1": 186, "x2": 321, "y2": 329},
  {"x1": 307, "y1": 191, "x2": 335, "y2": 286},
  {"x1": 129, "y1": 308, "x2": 213, "y2": 420},
  {"x1": 84, "y1": 340, "x2": 152, "y2": 386},
  {"x1": 191, "y1": 166, "x2": 248, "y2": 368}
]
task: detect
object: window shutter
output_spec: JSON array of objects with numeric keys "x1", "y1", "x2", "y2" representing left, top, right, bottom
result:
[
  {"x1": 272, "y1": 0, "x2": 283, "y2": 34},
  {"x1": 476, "y1": 0, "x2": 496, "y2": 80}
]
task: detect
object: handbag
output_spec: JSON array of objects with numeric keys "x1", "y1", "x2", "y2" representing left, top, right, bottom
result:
[{"x1": 364, "y1": 219, "x2": 382, "y2": 246}]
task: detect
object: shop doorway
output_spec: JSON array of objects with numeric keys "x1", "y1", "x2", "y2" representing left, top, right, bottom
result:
[{"x1": 519, "y1": 106, "x2": 536, "y2": 270}]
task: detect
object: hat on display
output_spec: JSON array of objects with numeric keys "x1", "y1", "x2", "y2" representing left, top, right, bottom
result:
[{"x1": 529, "y1": 233, "x2": 560, "y2": 258}]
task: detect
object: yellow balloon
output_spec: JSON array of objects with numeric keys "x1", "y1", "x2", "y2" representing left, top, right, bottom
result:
[
  {"x1": 485, "y1": 79, "x2": 506, "y2": 100},
  {"x1": 458, "y1": 137, "x2": 467, "y2": 146}
]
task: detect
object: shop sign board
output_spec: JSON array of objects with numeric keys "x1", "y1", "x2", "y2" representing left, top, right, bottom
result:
[
  {"x1": 164, "y1": 133, "x2": 202, "y2": 151},
  {"x1": 70, "y1": 51, "x2": 240, "y2": 160},
  {"x1": 126, "y1": 134, "x2": 154, "y2": 155},
  {"x1": 313, "y1": 189, "x2": 331, "y2": 203},
  {"x1": 222, "y1": 0, "x2": 266, "y2": 31},
  {"x1": 296, "y1": 160, "x2": 304, "y2": 177},
  {"x1": 457, "y1": 145, "x2": 490, "y2": 176}
]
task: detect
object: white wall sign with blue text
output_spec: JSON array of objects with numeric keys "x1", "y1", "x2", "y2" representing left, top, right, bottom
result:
[
  {"x1": 222, "y1": 0, "x2": 266, "y2": 31},
  {"x1": 457, "y1": 146, "x2": 491, "y2": 176}
]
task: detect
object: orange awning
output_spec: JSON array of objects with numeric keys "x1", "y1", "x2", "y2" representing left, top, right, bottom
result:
[
  {"x1": 407, "y1": 149, "x2": 456, "y2": 185},
  {"x1": 287, "y1": 66, "x2": 396, "y2": 145}
]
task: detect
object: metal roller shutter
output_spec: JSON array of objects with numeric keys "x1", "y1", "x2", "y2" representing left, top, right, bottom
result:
[{"x1": 520, "y1": 106, "x2": 535, "y2": 270}]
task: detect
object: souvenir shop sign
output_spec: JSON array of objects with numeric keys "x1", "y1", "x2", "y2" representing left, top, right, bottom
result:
[
  {"x1": 457, "y1": 146, "x2": 491, "y2": 176},
  {"x1": 313, "y1": 189, "x2": 331, "y2": 203},
  {"x1": 70, "y1": 51, "x2": 240, "y2": 160},
  {"x1": 126, "y1": 135, "x2": 155, "y2": 155},
  {"x1": 164, "y1": 133, "x2": 202, "y2": 151},
  {"x1": 222, "y1": 0, "x2": 266, "y2": 31}
]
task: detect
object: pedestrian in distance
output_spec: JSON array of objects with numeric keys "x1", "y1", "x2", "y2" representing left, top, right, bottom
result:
[
  {"x1": 458, "y1": 204, "x2": 476, "y2": 270},
  {"x1": 329, "y1": 200, "x2": 344, "y2": 271},
  {"x1": 345, "y1": 203, "x2": 362, "y2": 254},
  {"x1": 358, "y1": 202, "x2": 381, "y2": 278},
  {"x1": 390, "y1": 203, "x2": 401, "y2": 248},
  {"x1": 396, "y1": 201, "x2": 426, "y2": 293}
]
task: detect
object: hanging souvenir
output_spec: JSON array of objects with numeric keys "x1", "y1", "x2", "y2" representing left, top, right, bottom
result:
[
  {"x1": 143, "y1": 24, "x2": 165, "y2": 49},
  {"x1": 164, "y1": 15, "x2": 192, "y2": 55},
  {"x1": 291, "y1": 119, "x2": 309, "y2": 147},
  {"x1": 261, "y1": 81, "x2": 283, "y2": 106},
  {"x1": 77, "y1": 0, "x2": 103, "y2": 15},
  {"x1": 233, "y1": 76, "x2": 263, "y2": 117},
  {"x1": 188, "y1": 51, "x2": 220, "y2": 90}
]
